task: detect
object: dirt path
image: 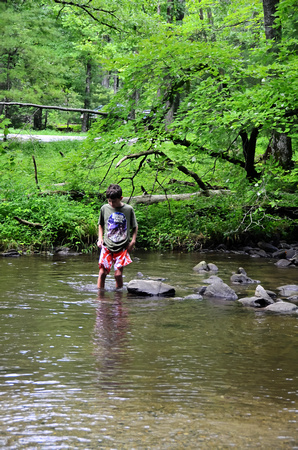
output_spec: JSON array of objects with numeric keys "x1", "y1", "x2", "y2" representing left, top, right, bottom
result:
[{"x1": 2, "y1": 134, "x2": 86, "y2": 142}]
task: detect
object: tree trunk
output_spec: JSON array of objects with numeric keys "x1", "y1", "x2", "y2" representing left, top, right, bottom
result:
[
  {"x1": 167, "y1": 0, "x2": 174, "y2": 22},
  {"x1": 102, "y1": 71, "x2": 110, "y2": 89},
  {"x1": 129, "y1": 89, "x2": 139, "y2": 120},
  {"x1": 240, "y1": 128, "x2": 260, "y2": 180},
  {"x1": 262, "y1": 0, "x2": 281, "y2": 41},
  {"x1": 271, "y1": 132, "x2": 293, "y2": 170},
  {"x1": 81, "y1": 60, "x2": 92, "y2": 132},
  {"x1": 113, "y1": 74, "x2": 119, "y2": 94},
  {"x1": 262, "y1": 0, "x2": 292, "y2": 170},
  {"x1": 165, "y1": 93, "x2": 180, "y2": 129},
  {"x1": 44, "y1": 109, "x2": 48, "y2": 129},
  {"x1": 166, "y1": 0, "x2": 185, "y2": 22},
  {"x1": 33, "y1": 107, "x2": 43, "y2": 130}
]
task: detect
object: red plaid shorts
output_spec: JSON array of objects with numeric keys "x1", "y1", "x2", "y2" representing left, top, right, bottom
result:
[{"x1": 98, "y1": 245, "x2": 132, "y2": 273}]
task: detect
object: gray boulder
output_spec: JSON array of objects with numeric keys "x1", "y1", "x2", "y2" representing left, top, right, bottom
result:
[
  {"x1": 203, "y1": 280, "x2": 238, "y2": 300},
  {"x1": 247, "y1": 248, "x2": 268, "y2": 258},
  {"x1": 202, "y1": 275, "x2": 223, "y2": 284},
  {"x1": 272, "y1": 249, "x2": 287, "y2": 259},
  {"x1": 239, "y1": 296, "x2": 274, "y2": 308},
  {"x1": 238, "y1": 285, "x2": 275, "y2": 308},
  {"x1": 277, "y1": 285, "x2": 298, "y2": 296},
  {"x1": 207, "y1": 263, "x2": 219, "y2": 272},
  {"x1": 1, "y1": 249, "x2": 20, "y2": 257},
  {"x1": 255, "y1": 285, "x2": 274, "y2": 301},
  {"x1": 196, "y1": 286, "x2": 207, "y2": 295},
  {"x1": 231, "y1": 273, "x2": 260, "y2": 284},
  {"x1": 265, "y1": 289, "x2": 278, "y2": 300},
  {"x1": 54, "y1": 246, "x2": 80, "y2": 256},
  {"x1": 284, "y1": 248, "x2": 297, "y2": 259},
  {"x1": 127, "y1": 279, "x2": 175, "y2": 297},
  {"x1": 193, "y1": 261, "x2": 219, "y2": 273},
  {"x1": 230, "y1": 267, "x2": 260, "y2": 284},
  {"x1": 275, "y1": 259, "x2": 293, "y2": 268},
  {"x1": 264, "y1": 301, "x2": 298, "y2": 314},
  {"x1": 183, "y1": 294, "x2": 203, "y2": 300},
  {"x1": 290, "y1": 253, "x2": 298, "y2": 265},
  {"x1": 258, "y1": 241, "x2": 279, "y2": 253}
]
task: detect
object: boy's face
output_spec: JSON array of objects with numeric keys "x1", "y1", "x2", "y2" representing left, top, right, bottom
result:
[{"x1": 108, "y1": 197, "x2": 123, "y2": 208}]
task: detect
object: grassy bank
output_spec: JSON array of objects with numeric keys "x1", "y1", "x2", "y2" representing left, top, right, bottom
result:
[{"x1": 0, "y1": 139, "x2": 297, "y2": 253}]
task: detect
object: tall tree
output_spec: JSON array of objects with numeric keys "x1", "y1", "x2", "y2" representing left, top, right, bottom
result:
[
  {"x1": 0, "y1": 1, "x2": 70, "y2": 127},
  {"x1": 81, "y1": 60, "x2": 92, "y2": 132},
  {"x1": 262, "y1": 0, "x2": 293, "y2": 170}
]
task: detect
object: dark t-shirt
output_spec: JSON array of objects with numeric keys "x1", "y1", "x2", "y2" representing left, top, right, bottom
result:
[{"x1": 98, "y1": 203, "x2": 138, "y2": 252}]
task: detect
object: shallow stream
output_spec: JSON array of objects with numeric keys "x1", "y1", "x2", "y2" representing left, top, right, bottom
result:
[{"x1": 0, "y1": 251, "x2": 297, "y2": 448}]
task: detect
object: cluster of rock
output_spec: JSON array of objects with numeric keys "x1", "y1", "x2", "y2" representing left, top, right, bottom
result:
[
  {"x1": 195, "y1": 263, "x2": 297, "y2": 313},
  {"x1": 1, "y1": 246, "x2": 81, "y2": 257},
  {"x1": 127, "y1": 262, "x2": 298, "y2": 315},
  {"x1": 1, "y1": 249, "x2": 21, "y2": 257},
  {"x1": 217, "y1": 240, "x2": 298, "y2": 268}
]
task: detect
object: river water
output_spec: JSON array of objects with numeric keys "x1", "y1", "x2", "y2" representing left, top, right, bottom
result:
[{"x1": 0, "y1": 251, "x2": 297, "y2": 449}]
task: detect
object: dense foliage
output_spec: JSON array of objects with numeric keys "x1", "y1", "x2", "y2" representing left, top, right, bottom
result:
[
  {"x1": 0, "y1": 0, "x2": 297, "y2": 252},
  {"x1": 0, "y1": 138, "x2": 297, "y2": 252}
]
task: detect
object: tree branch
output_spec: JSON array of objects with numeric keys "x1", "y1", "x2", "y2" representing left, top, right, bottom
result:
[
  {"x1": 171, "y1": 136, "x2": 246, "y2": 168},
  {"x1": 53, "y1": 0, "x2": 121, "y2": 31},
  {"x1": 176, "y1": 165, "x2": 211, "y2": 192},
  {"x1": 115, "y1": 149, "x2": 165, "y2": 167}
]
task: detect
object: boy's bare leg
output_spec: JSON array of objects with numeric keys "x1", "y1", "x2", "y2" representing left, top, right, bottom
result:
[
  {"x1": 114, "y1": 267, "x2": 124, "y2": 289},
  {"x1": 98, "y1": 266, "x2": 108, "y2": 289}
]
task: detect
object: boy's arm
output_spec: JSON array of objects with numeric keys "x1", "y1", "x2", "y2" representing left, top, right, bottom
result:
[
  {"x1": 97, "y1": 224, "x2": 104, "y2": 248},
  {"x1": 127, "y1": 225, "x2": 138, "y2": 252}
]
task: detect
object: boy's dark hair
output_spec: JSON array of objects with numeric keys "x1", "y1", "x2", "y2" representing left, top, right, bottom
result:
[{"x1": 106, "y1": 184, "x2": 122, "y2": 199}]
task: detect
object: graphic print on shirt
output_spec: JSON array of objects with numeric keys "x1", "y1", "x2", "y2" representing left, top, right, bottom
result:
[{"x1": 107, "y1": 212, "x2": 127, "y2": 243}]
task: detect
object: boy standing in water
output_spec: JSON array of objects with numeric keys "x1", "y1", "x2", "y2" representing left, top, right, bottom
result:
[{"x1": 97, "y1": 184, "x2": 138, "y2": 289}]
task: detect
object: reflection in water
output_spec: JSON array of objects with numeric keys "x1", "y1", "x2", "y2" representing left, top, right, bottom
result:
[{"x1": 93, "y1": 291, "x2": 130, "y2": 380}]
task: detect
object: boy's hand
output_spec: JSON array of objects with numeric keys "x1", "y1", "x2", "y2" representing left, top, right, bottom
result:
[{"x1": 127, "y1": 240, "x2": 135, "y2": 252}]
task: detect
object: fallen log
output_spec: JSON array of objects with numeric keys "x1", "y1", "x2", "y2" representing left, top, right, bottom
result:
[
  {"x1": 20, "y1": 190, "x2": 228, "y2": 205},
  {"x1": 0, "y1": 101, "x2": 108, "y2": 116},
  {"x1": 123, "y1": 190, "x2": 229, "y2": 205},
  {"x1": 14, "y1": 216, "x2": 43, "y2": 228}
]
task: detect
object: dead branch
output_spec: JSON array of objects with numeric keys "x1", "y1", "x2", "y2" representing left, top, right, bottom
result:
[
  {"x1": 118, "y1": 155, "x2": 148, "y2": 202},
  {"x1": 115, "y1": 148, "x2": 210, "y2": 192},
  {"x1": 14, "y1": 216, "x2": 43, "y2": 228},
  {"x1": 32, "y1": 155, "x2": 40, "y2": 189}
]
